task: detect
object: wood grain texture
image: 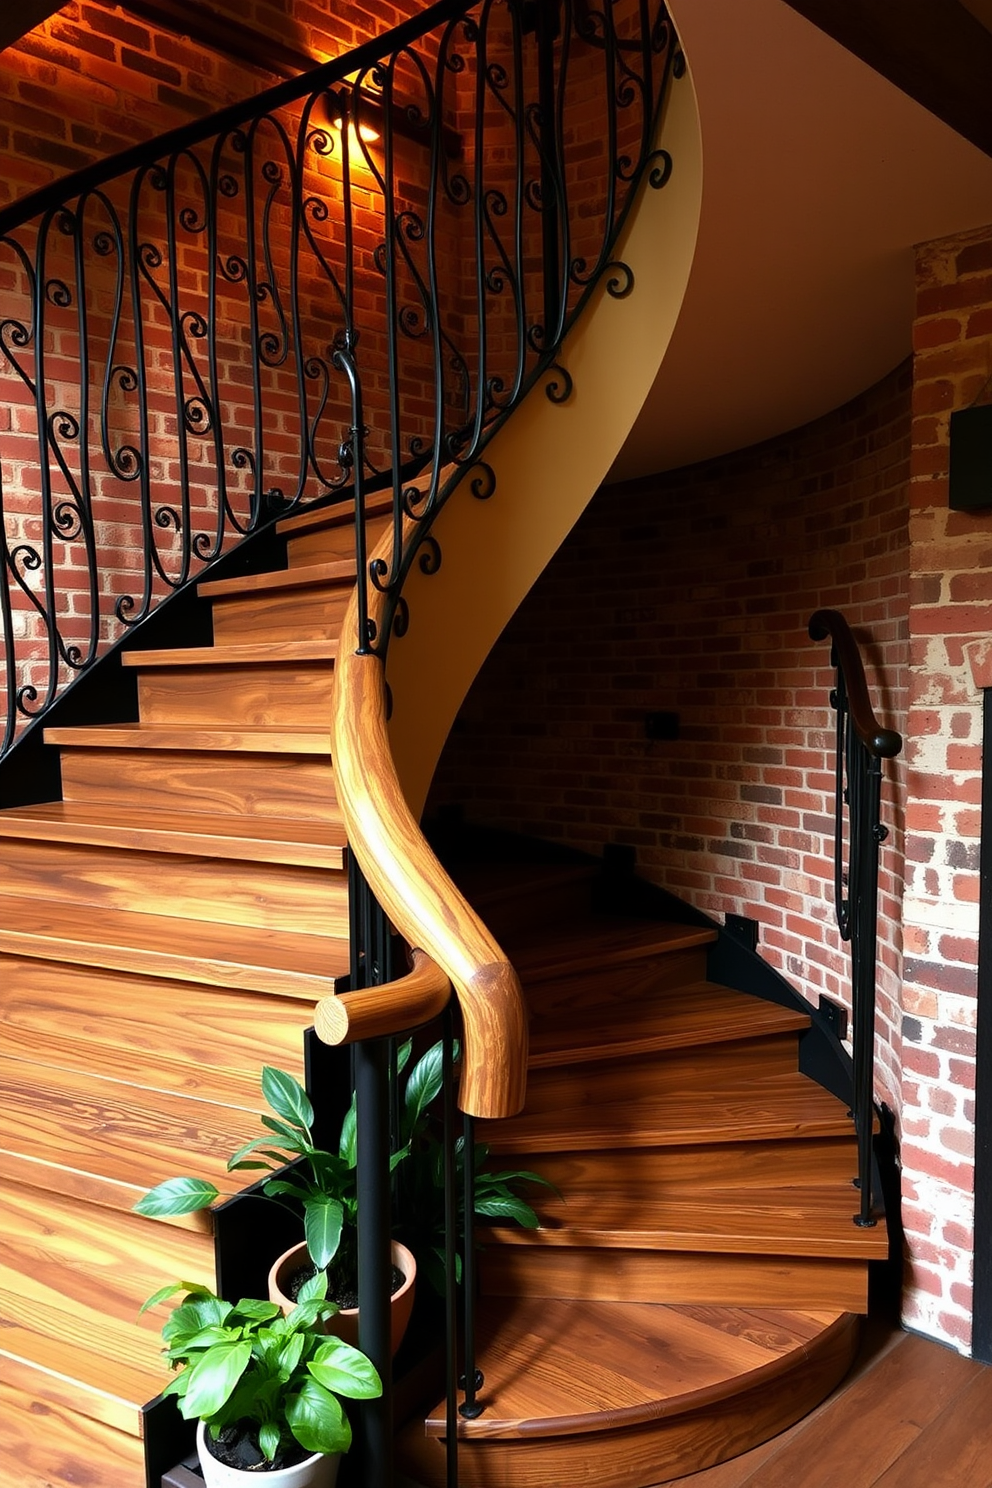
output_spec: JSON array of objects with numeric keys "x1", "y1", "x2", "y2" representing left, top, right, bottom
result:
[
  {"x1": 520, "y1": 1036, "x2": 807, "y2": 1115},
  {"x1": 59, "y1": 745, "x2": 340, "y2": 819},
  {"x1": 315, "y1": 949, "x2": 451, "y2": 1044},
  {"x1": 481, "y1": 1070, "x2": 858, "y2": 1153},
  {"x1": 200, "y1": 558, "x2": 357, "y2": 599},
  {"x1": 0, "y1": 837, "x2": 349, "y2": 934},
  {"x1": 528, "y1": 982, "x2": 809, "y2": 1067},
  {"x1": 0, "y1": 1052, "x2": 259, "y2": 1209},
  {"x1": 0, "y1": 894, "x2": 349, "y2": 996},
  {"x1": 332, "y1": 645, "x2": 528, "y2": 1119},
  {"x1": 693, "y1": 1328, "x2": 985, "y2": 1488},
  {"x1": 0, "y1": 801, "x2": 347, "y2": 868},
  {"x1": 479, "y1": 1246, "x2": 868, "y2": 1311},
  {"x1": 135, "y1": 657, "x2": 336, "y2": 727},
  {"x1": 0, "y1": 956, "x2": 308, "y2": 1105},
  {"x1": 122, "y1": 639, "x2": 340, "y2": 668},
  {"x1": 0, "y1": 1182, "x2": 210, "y2": 1428},
  {"x1": 209, "y1": 586, "x2": 350, "y2": 643},
  {"x1": 482, "y1": 1185, "x2": 889, "y2": 1259},
  {"x1": 399, "y1": 1308, "x2": 860, "y2": 1487},
  {"x1": 47, "y1": 724, "x2": 332, "y2": 754},
  {"x1": 0, "y1": 1380, "x2": 146, "y2": 1488}
]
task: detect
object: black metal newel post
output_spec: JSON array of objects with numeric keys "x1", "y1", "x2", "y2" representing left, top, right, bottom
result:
[
  {"x1": 350, "y1": 854, "x2": 396, "y2": 1488},
  {"x1": 442, "y1": 1011, "x2": 460, "y2": 1488},
  {"x1": 459, "y1": 1112, "x2": 483, "y2": 1420},
  {"x1": 810, "y1": 609, "x2": 901, "y2": 1230}
]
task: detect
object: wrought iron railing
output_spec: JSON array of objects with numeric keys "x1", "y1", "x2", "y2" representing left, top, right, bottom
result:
[
  {"x1": 809, "y1": 609, "x2": 902, "y2": 1226},
  {"x1": 0, "y1": 0, "x2": 678, "y2": 754},
  {"x1": 0, "y1": 3, "x2": 682, "y2": 1481}
]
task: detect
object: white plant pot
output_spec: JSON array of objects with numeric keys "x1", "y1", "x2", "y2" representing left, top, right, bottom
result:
[{"x1": 196, "y1": 1421, "x2": 339, "y2": 1488}]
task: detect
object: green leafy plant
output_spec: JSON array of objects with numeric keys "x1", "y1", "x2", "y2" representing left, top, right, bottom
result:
[
  {"x1": 394, "y1": 1039, "x2": 555, "y2": 1294},
  {"x1": 140, "y1": 1274, "x2": 381, "y2": 1465},
  {"x1": 135, "y1": 1066, "x2": 388, "y2": 1276},
  {"x1": 135, "y1": 1042, "x2": 553, "y2": 1297}
]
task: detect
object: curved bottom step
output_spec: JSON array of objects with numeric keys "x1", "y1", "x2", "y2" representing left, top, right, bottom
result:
[{"x1": 397, "y1": 1300, "x2": 860, "y2": 1488}]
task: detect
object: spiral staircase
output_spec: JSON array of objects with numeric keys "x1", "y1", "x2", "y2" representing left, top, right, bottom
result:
[{"x1": 0, "y1": 5, "x2": 892, "y2": 1486}]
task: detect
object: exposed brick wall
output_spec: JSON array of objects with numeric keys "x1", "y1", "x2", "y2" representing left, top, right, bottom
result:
[
  {"x1": 896, "y1": 221, "x2": 992, "y2": 1350},
  {"x1": 426, "y1": 361, "x2": 915, "y2": 1295},
  {"x1": 0, "y1": 1, "x2": 425, "y2": 204},
  {"x1": 429, "y1": 361, "x2": 910, "y2": 1061}
]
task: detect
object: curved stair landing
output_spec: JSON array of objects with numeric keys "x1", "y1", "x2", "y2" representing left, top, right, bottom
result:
[
  {"x1": 399, "y1": 1302, "x2": 859, "y2": 1488},
  {"x1": 398, "y1": 866, "x2": 885, "y2": 1487}
]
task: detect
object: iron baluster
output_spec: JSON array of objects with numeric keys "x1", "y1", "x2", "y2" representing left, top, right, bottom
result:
[
  {"x1": 459, "y1": 1111, "x2": 484, "y2": 1419},
  {"x1": 442, "y1": 1010, "x2": 461, "y2": 1488},
  {"x1": 349, "y1": 854, "x2": 396, "y2": 1488}
]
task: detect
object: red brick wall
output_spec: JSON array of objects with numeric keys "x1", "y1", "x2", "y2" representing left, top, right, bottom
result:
[
  {"x1": 896, "y1": 221, "x2": 992, "y2": 1349},
  {"x1": 429, "y1": 361, "x2": 910, "y2": 1059},
  {"x1": 0, "y1": 1, "x2": 424, "y2": 204}
]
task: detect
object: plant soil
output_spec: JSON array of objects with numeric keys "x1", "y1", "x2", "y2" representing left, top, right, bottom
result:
[
  {"x1": 286, "y1": 1259, "x2": 404, "y2": 1311},
  {"x1": 203, "y1": 1421, "x2": 310, "y2": 1472}
]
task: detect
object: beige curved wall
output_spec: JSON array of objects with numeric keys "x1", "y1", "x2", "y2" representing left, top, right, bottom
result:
[{"x1": 384, "y1": 62, "x2": 704, "y2": 817}]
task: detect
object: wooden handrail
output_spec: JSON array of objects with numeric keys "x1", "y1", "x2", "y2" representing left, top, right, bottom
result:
[
  {"x1": 331, "y1": 517, "x2": 529, "y2": 1120},
  {"x1": 808, "y1": 609, "x2": 902, "y2": 759},
  {"x1": 314, "y1": 949, "x2": 452, "y2": 1046}
]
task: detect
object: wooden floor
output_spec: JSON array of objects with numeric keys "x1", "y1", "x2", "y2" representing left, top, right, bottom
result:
[
  {"x1": 397, "y1": 1314, "x2": 992, "y2": 1488},
  {"x1": 661, "y1": 1316, "x2": 992, "y2": 1488}
]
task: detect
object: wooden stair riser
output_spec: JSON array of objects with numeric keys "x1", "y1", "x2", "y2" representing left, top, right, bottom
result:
[
  {"x1": 59, "y1": 747, "x2": 339, "y2": 820},
  {"x1": 0, "y1": 839, "x2": 348, "y2": 936},
  {"x1": 1, "y1": 1180, "x2": 209, "y2": 1375},
  {"x1": 518, "y1": 1034, "x2": 804, "y2": 1115},
  {"x1": 398, "y1": 1315, "x2": 860, "y2": 1488},
  {"x1": 0, "y1": 1051, "x2": 255, "y2": 1216},
  {"x1": 496, "y1": 1137, "x2": 862, "y2": 1196},
  {"x1": 482, "y1": 1073, "x2": 856, "y2": 1155},
  {"x1": 478, "y1": 1246, "x2": 869, "y2": 1312},
  {"x1": 0, "y1": 1378, "x2": 147, "y2": 1484},
  {"x1": 209, "y1": 585, "x2": 350, "y2": 644},
  {"x1": 0, "y1": 956, "x2": 309, "y2": 1106},
  {"x1": 135, "y1": 659, "x2": 336, "y2": 727},
  {"x1": 282, "y1": 510, "x2": 390, "y2": 567},
  {"x1": 525, "y1": 949, "x2": 727, "y2": 1024},
  {"x1": 462, "y1": 867, "x2": 599, "y2": 943},
  {"x1": 0, "y1": 899, "x2": 348, "y2": 1000}
]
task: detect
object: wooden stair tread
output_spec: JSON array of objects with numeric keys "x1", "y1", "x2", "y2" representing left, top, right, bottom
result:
[
  {"x1": 0, "y1": 1379, "x2": 146, "y2": 1485},
  {"x1": 529, "y1": 981, "x2": 809, "y2": 1066},
  {"x1": 1, "y1": 959, "x2": 307, "y2": 1107},
  {"x1": 0, "y1": 894, "x2": 349, "y2": 996},
  {"x1": 482, "y1": 1070, "x2": 856, "y2": 1153},
  {"x1": 423, "y1": 1298, "x2": 850, "y2": 1439},
  {"x1": 483, "y1": 1185, "x2": 887, "y2": 1259},
  {"x1": 276, "y1": 487, "x2": 394, "y2": 537},
  {"x1": 0, "y1": 800, "x2": 347, "y2": 867},
  {"x1": 0, "y1": 1183, "x2": 208, "y2": 1426},
  {"x1": 45, "y1": 724, "x2": 332, "y2": 754},
  {"x1": 199, "y1": 557, "x2": 356, "y2": 598},
  {"x1": 0, "y1": 1052, "x2": 260, "y2": 1209},
  {"x1": 122, "y1": 639, "x2": 339, "y2": 668},
  {"x1": 511, "y1": 918, "x2": 718, "y2": 981}
]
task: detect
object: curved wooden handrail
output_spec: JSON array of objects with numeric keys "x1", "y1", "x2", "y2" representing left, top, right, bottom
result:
[
  {"x1": 808, "y1": 609, "x2": 903, "y2": 759},
  {"x1": 331, "y1": 510, "x2": 529, "y2": 1120},
  {"x1": 314, "y1": 949, "x2": 452, "y2": 1046}
]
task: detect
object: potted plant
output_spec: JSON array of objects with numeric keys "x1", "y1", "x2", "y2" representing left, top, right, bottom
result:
[
  {"x1": 135, "y1": 1066, "x2": 417, "y2": 1354},
  {"x1": 140, "y1": 1273, "x2": 381, "y2": 1488}
]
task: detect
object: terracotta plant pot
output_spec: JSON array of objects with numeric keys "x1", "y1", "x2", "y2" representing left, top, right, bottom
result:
[
  {"x1": 267, "y1": 1239, "x2": 416, "y2": 1356},
  {"x1": 195, "y1": 1421, "x2": 339, "y2": 1488}
]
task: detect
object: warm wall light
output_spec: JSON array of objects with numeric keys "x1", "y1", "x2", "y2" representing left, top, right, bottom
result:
[{"x1": 319, "y1": 86, "x2": 462, "y2": 159}]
